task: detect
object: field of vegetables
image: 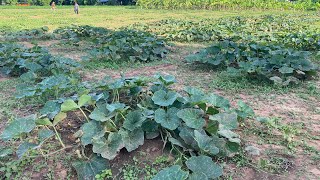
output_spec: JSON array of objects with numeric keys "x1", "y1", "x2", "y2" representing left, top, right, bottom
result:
[{"x1": 0, "y1": 6, "x2": 319, "y2": 180}]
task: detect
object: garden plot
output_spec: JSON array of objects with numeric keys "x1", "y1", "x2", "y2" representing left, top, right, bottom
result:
[{"x1": 0, "y1": 8, "x2": 319, "y2": 179}]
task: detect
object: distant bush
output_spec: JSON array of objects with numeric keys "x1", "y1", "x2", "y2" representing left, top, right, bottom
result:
[
  {"x1": 30, "y1": 0, "x2": 51, "y2": 5},
  {"x1": 4, "y1": 0, "x2": 18, "y2": 5}
]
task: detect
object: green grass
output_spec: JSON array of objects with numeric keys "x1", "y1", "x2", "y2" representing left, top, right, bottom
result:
[
  {"x1": 0, "y1": 6, "x2": 313, "y2": 31},
  {"x1": 0, "y1": 79, "x2": 47, "y2": 120},
  {"x1": 0, "y1": 79, "x2": 21, "y2": 120}
]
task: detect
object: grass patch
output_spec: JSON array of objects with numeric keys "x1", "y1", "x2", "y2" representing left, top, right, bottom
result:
[{"x1": 0, "y1": 7, "x2": 316, "y2": 31}]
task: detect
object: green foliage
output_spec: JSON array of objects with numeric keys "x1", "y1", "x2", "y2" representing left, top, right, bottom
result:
[
  {"x1": 152, "y1": 90, "x2": 178, "y2": 106},
  {"x1": 119, "y1": 128, "x2": 144, "y2": 152},
  {"x1": 89, "y1": 29, "x2": 168, "y2": 63},
  {"x1": 154, "y1": 107, "x2": 181, "y2": 130},
  {"x1": 95, "y1": 169, "x2": 113, "y2": 180},
  {"x1": 186, "y1": 40, "x2": 318, "y2": 84},
  {"x1": 29, "y1": 0, "x2": 51, "y2": 6},
  {"x1": 3, "y1": 0, "x2": 18, "y2": 5},
  {"x1": 92, "y1": 132, "x2": 124, "y2": 160},
  {"x1": 0, "y1": 147, "x2": 13, "y2": 158},
  {"x1": 0, "y1": 153, "x2": 34, "y2": 179},
  {"x1": 152, "y1": 165, "x2": 189, "y2": 180},
  {"x1": 186, "y1": 155, "x2": 222, "y2": 179},
  {"x1": 153, "y1": 155, "x2": 222, "y2": 179},
  {"x1": 0, "y1": 42, "x2": 82, "y2": 99},
  {"x1": 81, "y1": 121, "x2": 103, "y2": 146},
  {"x1": 1, "y1": 27, "x2": 52, "y2": 41},
  {"x1": 137, "y1": 0, "x2": 320, "y2": 10},
  {"x1": 0, "y1": 114, "x2": 36, "y2": 141},
  {"x1": 123, "y1": 110, "x2": 146, "y2": 131},
  {"x1": 177, "y1": 108, "x2": 205, "y2": 129},
  {"x1": 16, "y1": 142, "x2": 38, "y2": 159},
  {"x1": 0, "y1": 43, "x2": 51, "y2": 77},
  {"x1": 72, "y1": 154, "x2": 110, "y2": 180},
  {"x1": 54, "y1": 25, "x2": 111, "y2": 40},
  {"x1": 1, "y1": 73, "x2": 254, "y2": 178},
  {"x1": 54, "y1": 25, "x2": 168, "y2": 63},
  {"x1": 130, "y1": 14, "x2": 320, "y2": 47},
  {"x1": 1, "y1": 25, "x2": 168, "y2": 66}
]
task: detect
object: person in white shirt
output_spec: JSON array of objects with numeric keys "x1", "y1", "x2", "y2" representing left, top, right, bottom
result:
[{"x1": 74, "y1": 2, "x2": 79, "y2": 14}]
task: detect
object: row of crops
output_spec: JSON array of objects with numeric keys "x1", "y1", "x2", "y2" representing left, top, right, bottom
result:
[
  {"x1": 136, "y1": 0, "x2": 320, "y2": 10},
  {"x1": 129, "y1": 14, "x2": 319, "y2": 85},
  {"x1": 0, "y1": 14, "x2": 319, "y2": 179},
  {"x1": 0, "y1": 42, "x2": 253, "y2": 179}
]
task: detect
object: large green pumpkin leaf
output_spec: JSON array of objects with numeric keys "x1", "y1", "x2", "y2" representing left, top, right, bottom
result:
[
  {"x1": 152, "y1": 90, "x2": 178, "y2": 106},
  {"x1": 236, "y1": 100, "x2": 254, "y2": 119},
  {"x1": 1, "y1": 114, "x2": 37, "y2": 141},
  {"x1": 155, "y1": 74, "x2": 176, "y2": 86},
  {"x1": 184, "y1": 86, "x2": 204, "y2": 96},
  {"x1": 80, "y1": 121, "x2": 103, "y2": 146},
  {"x1": 38, "y1": 129, "x2": 54, "y2": 142},
  {"x1": 206, "y1": 93, "x2": 230, "y2": 110},
  {"x1": 152, "y1": 165, "x2": 189, "y2": 180},
  {"x1": 106, "y1": 103, "x2": 126, "y2": 112},
  {"x1": 16, "y1": 142, "x2": 38, "y2": 159},
  {"x1": 155, "y1": 107, "x2": 181, "y2": 130},
  {"x1": 36, "y1": 118, "x2": 53, "y2": 126},
  {"x1": 72, "y1": 154, "x2": 109, "y2": 180},
  {"x1": 142, "y1": 119, "x2": 159, "y2": 140},
  {"x1": 186, "y1": 94, "x2": 206, "y2": 105},
  {"x1": 177, "y1": 108, "x2": 205, "y2": 129},
  {"x1": 218, "y1": 130, "x2": 241, "y2": 144},
  {"x1": 78, "y1": 94, "x2": 92, "y2": 107},
  {"x1": 188, "y1": 173, "x2": 208, "y2": 180},
  {"x1": 186, "y1": 156, "x2": 223, "y2": 179},
  {"x1": 178, "y1": 126, "x2": 198, "y2": 149},
  {"x1": 279, "y1": 66, "x2": 294, "y2": 74},
  {"x1": 205, "y1": 120, "x2": 219, "y2": 135},
  {"x1": 89, "y1": 107, "x2": 109, "y2": 122},
  {"x1": 119, "y1": 128, "x2": 144, "y2": 152},
  {"x1": 92, "y1": 132, "x2": 123, "y2": 160},
  {"x1": 209, "y1": 113, "x2": 238, "y2": 130},
  {"x1": 194, "y1": 130, "x2": 219, "y2": 156},
  {"x1": 61, "y1": 99, "x2": 79, "y2": 112},
  {"x1": 168, "y1": 137, "x2": 187, "y2": 149},
  {"x1": 53, "y1": 112, "x2": 67, "y2": 126},
  {"x1": 40, "y1": 100, "x2": 60, "y2": 119},
  {"x1": 123, "y1": 110, "x2": 146, "y2": 131}
]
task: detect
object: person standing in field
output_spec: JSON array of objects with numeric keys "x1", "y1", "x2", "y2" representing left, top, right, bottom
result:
[
  {"x1": 51, "y1": 1, "x2": 56, "y2": 11},
  {"x1": 74, "y1": 2, "x2": 79, "y2": 14}
]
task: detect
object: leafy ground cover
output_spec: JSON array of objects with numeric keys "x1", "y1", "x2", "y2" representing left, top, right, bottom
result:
[
  {"x1": 0, "y1": 6, "x2": 319, "y2": 180},
  {"x1": 137, "y1": 0, "x2": 320, "y2": 10},
  {"x1": 129, "y1": 14, "x2": 320, "y2": 43}
]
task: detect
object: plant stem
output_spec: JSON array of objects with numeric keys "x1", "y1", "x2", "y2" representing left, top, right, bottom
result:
[
  {"x1": 53, "y1": 126, "x2": 66, "y2": 148},
  {"x1": 79, "y1": 108, "x2": 89, "y2": 122},
  {"x1": 112, "y1": 90, "x2": 116, "y2": 103},
  {"x1": 119, "y1": 112, "x2": 126, "y2": 121},
  {"x1": 27, "y1": 146, "x2": 72, "y2": 158},
  {"x1": 109, "y1": 120, "x2": 118, "y2": 131},
  {"x1": 81, "y1": 146, "x2": 90, "y2": 160},
  {"x1": 116, "y1": 89, "x2": 120, "y2": 102}
]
